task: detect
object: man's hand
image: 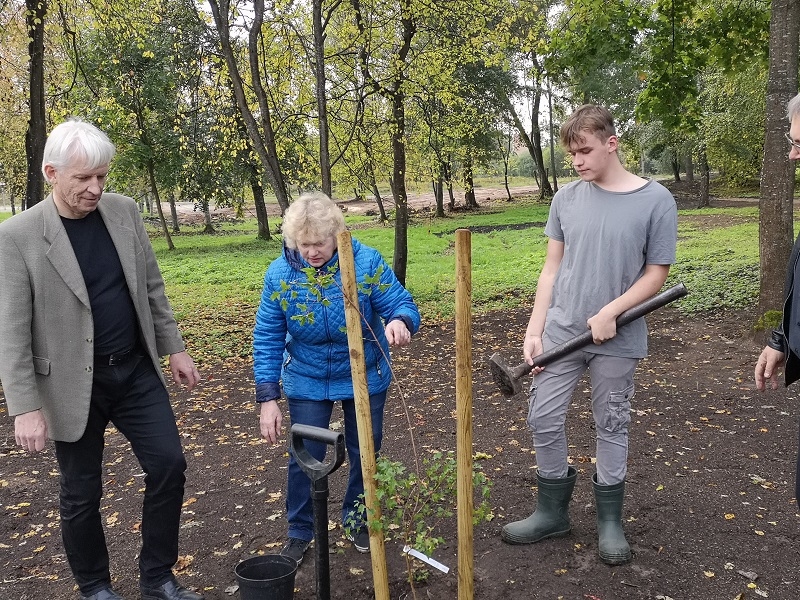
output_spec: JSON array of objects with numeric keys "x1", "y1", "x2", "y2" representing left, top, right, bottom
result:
[
  {"x1": 259, "y1": 401, "x2": 283, "y2": 445},
  {"x1": 587, "y1": 310, "x2": 618, "y2": 344},
  {"x1": 523, "y1": 334, "x2": 545, "y2": 374},
  {"x1": 755, "y1": 346, "x2": 785, "y2": 391},
  {"x1": 15, "y1": 410, "x2": 48, "y2": 453},
  {"x1": 169, "y1": 351, "x2": 201, "y2": 391},
  {"x1": 385, "y1": 320, "x2": 411, "y2": 347}
]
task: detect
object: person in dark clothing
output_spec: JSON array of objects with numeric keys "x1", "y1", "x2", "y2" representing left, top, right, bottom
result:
[{"x1": 0, "y1": 118, "x2": 203, "y2": 600}]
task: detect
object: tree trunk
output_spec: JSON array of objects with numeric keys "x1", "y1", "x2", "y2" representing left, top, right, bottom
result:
[
  {"x1": 498, "y1": 132, "x2": 512, "y2": 201},
  {"x1": 208, "y1": 0, "x2": 290, "y2": 214},
  {"x1": 203, "y1": 202, "x2": 215, "y2": 234},
  {"x1": 251, "y1": 167, "x2": 271, "y2": 240},
  {"x1": 444, "y1": 160, "x2": 455, "y2": 211},
  {"x1": 502, "y1": 156, "x2": 512, "y2": 202},
  {"x1": 147, "y1": 159, "x2": 174, "y2": 251},
  {"x1": 25, "y1": 0, "x2": 48, "y2": 209},
  {"x1": 350, "y1": 0, "x2": 415, "y2": 284},
  {"x1": 433, "y1": 163, "x2": 445, "y2": 217},
  {"x1": 312, "y1": 0, "x2": 332, "y2": 196},
  {"x1": 685, "y1": 153, "x2": 694, "y2": 183},
  {"x1": 698, "y1": 146, "x2": 710, "y2": 209},
  {"x1": 671, "y1": 154, "x2": 681, "y2": 182},
  {"x1": 529, "y1": 89, "x2": 553, "y2": 199},
  {"x1": 547, "y1": 81, "x2": 559, "y2": 194},
  {"x1": 169, "y1": 190, "x2": 180, "y2": 233},
  {"x1": 463, "y1": 154, "x2": 479, "y2": 209},
  {"x1": 758, "y1": 0, "x2": 800, "y2": 319},
  {"x1": 390, "y1": 91, "x2": 409, "y2": 285},
  {"x1": 502, "y1": 89, "x2": 552, "y2": 198},
  {"x1": 367, "y1": 164, "x2": 388, "y2": 222}
]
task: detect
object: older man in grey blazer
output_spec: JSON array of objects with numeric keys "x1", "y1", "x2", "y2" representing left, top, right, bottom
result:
[{"x1": 0, "y1": 119, "x2": 203, "y2": 600}]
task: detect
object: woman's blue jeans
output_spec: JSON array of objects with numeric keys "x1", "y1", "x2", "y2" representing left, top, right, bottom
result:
[{"x1": 285, "y1": 391, "x2": 386, "y2": 541}]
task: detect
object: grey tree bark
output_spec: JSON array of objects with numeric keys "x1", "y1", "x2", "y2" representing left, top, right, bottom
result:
[
  {"x1": 758, "y1": 0, "x2": 800, "y2": 318},
  {"x1": 25, "y1": 0, "x2": 47, "y2": 209}
]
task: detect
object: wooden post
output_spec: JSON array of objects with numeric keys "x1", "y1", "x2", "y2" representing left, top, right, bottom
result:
[
  {"x1": 455, "y1": 229, "x2": 474, "y2": 600},
  {"x1": 336, "y1": 231, "x2": 390, "y2": 600}
]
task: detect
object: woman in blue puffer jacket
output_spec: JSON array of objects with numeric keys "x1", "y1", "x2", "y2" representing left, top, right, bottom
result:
[{"x1": 253, "y1": 192, "x2": 421, "y2": 566}]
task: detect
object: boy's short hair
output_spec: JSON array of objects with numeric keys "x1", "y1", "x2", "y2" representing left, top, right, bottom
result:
[
  {"x1": 787, "y1": 93, "x2": 800, "y2": 122},
  {"x1": 560, "y1": 104, "x2": 617, "y2": 148}
]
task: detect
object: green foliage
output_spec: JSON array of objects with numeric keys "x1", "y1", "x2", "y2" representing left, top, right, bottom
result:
[
  {"x1": 754, "y1": 310, "x2": 782, "y2": 333},
  {"x1": 637, "y1": 0, "x2": 769, "y2": 135},
  {"x1": 349, "y1": 451, "x2": 493, "y2": 559},
  {"x1": 667, "y1": 214, "x2": 760, "y2": 313},
  {"x1": 698, "y1": 66, "x2": 766, "y2": 185},
  {"x1": 546, "y1": 0, "x2": 647, "y2": 120}
]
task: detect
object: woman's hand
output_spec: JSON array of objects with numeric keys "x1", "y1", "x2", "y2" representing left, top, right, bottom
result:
[
  {"x1": 259, "y1": 401, "x2": 283, "y2": 444},
  {"x1": 385, "y1": 319, "x2": 412, "y2": 347}
]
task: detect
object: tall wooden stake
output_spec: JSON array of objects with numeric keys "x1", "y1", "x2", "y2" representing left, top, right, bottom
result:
[
  {"x1": 455, "y1": 229, "x2": 474, "y2": 600},
  {"x1": 337, "y1": 231, "x2": 390, "y2": 600}
]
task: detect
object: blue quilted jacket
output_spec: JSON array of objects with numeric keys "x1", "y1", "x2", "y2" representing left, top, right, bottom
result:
[{"x1": 253, "y1": 238, "x2": 421, "y2": 401}]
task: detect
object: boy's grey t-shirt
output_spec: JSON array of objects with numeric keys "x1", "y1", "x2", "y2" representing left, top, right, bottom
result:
[{"x1": 543, "y1": 178, "x2": 677, "y2": 358}]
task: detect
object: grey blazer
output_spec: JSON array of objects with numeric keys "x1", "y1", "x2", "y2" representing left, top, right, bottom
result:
[{"x1": 0, "y1": 193, "x2": 186, "y2": 442}]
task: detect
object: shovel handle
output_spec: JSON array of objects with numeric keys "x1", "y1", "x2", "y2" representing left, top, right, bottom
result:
[{"x1": 528, "y1": 282, "x2": 688, "y2": 370}]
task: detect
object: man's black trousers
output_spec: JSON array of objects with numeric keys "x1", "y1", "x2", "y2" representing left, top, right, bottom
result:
[{"x1": 54, "y1": 352, "x2": 187, "y2": 595}]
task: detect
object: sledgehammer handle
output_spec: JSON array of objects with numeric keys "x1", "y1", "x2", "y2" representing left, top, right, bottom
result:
[{"x1": 529, "y1": 282, "x2": 688, "y2": 370}]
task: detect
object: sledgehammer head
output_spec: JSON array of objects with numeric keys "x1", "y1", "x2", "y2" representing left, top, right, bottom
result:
[{"x1": 488, "y1": 352, "x2": 532, "y2": 397}]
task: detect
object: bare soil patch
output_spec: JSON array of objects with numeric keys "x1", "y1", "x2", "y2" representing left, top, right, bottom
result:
[{"x1": 3, "y1": 306, "x2": 799, "y2": 600}]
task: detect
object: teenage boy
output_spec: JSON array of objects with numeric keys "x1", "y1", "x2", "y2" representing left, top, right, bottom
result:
[{"x1": 501, "y1": 104, "x2": 678, "y2": 565}]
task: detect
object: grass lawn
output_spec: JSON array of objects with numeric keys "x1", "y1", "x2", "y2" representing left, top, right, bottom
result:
[{"x1": 144, "y1": 200, "x2": 763, "y2": 364}]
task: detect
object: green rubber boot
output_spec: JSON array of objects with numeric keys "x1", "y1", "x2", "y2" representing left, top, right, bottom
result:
[
  {"x1": 593, "y1": 474, "x2": 632, "y2": 565},
  {"x1": 501, "y1": 467, "x2": 577, "y2": 544}
]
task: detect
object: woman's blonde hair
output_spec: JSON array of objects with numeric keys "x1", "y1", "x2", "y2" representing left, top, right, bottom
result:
[{"x1": 282, "y1": 192, "x2": 346, "y2": 249}]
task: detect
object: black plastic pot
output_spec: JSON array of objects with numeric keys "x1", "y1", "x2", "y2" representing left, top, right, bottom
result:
[{"x1": 235, "y1": 554, "x2": 297, "y2": 600}]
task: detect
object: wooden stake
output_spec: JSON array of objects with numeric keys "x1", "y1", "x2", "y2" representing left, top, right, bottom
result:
[
  {"x1": 455, "y1": 229, "x2": 474, "y2": 600},
  {"x1": 336, "y1": 231, "x2": 390, "y2": 600}
]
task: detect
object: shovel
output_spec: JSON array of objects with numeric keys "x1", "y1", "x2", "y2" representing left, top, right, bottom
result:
[
  {"x1": 488, "y1": 283, "x2": 689, "y2": 397},
  {"x1": 290, "y1": 423, "x2": 346, "y2": 600}
]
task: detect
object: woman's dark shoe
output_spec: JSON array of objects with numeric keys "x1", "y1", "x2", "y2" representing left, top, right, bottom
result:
[{"x1": 280, "y1": 537, "x2": 312, "y2": 565}]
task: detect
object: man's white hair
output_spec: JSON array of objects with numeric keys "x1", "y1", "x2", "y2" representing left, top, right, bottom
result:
[{"x1": 42, "y1": 118, "x2": 115, "y2": 179}]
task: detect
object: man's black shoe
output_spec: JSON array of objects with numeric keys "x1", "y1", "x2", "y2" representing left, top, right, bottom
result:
[
  {"x1": 81, "y1": 587, "x2": 124, "y2": 600},
  {"x1": 140, "y1": 578, "x2": 203, "y2": 600}
]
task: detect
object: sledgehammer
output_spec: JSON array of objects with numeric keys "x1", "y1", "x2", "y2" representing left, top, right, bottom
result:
[{"x1": 488, "y1": 283, "x2": 688, "y2": 397}]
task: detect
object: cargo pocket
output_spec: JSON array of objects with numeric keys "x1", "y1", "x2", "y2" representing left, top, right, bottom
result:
[{"x1": 602, "y1": 383, "x2": 633, "y2": 432}]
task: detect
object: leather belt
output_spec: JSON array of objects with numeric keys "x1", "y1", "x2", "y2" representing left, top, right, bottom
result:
[{"x1": 94, "y1": 347, "x2": 137, "y2": 366}]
